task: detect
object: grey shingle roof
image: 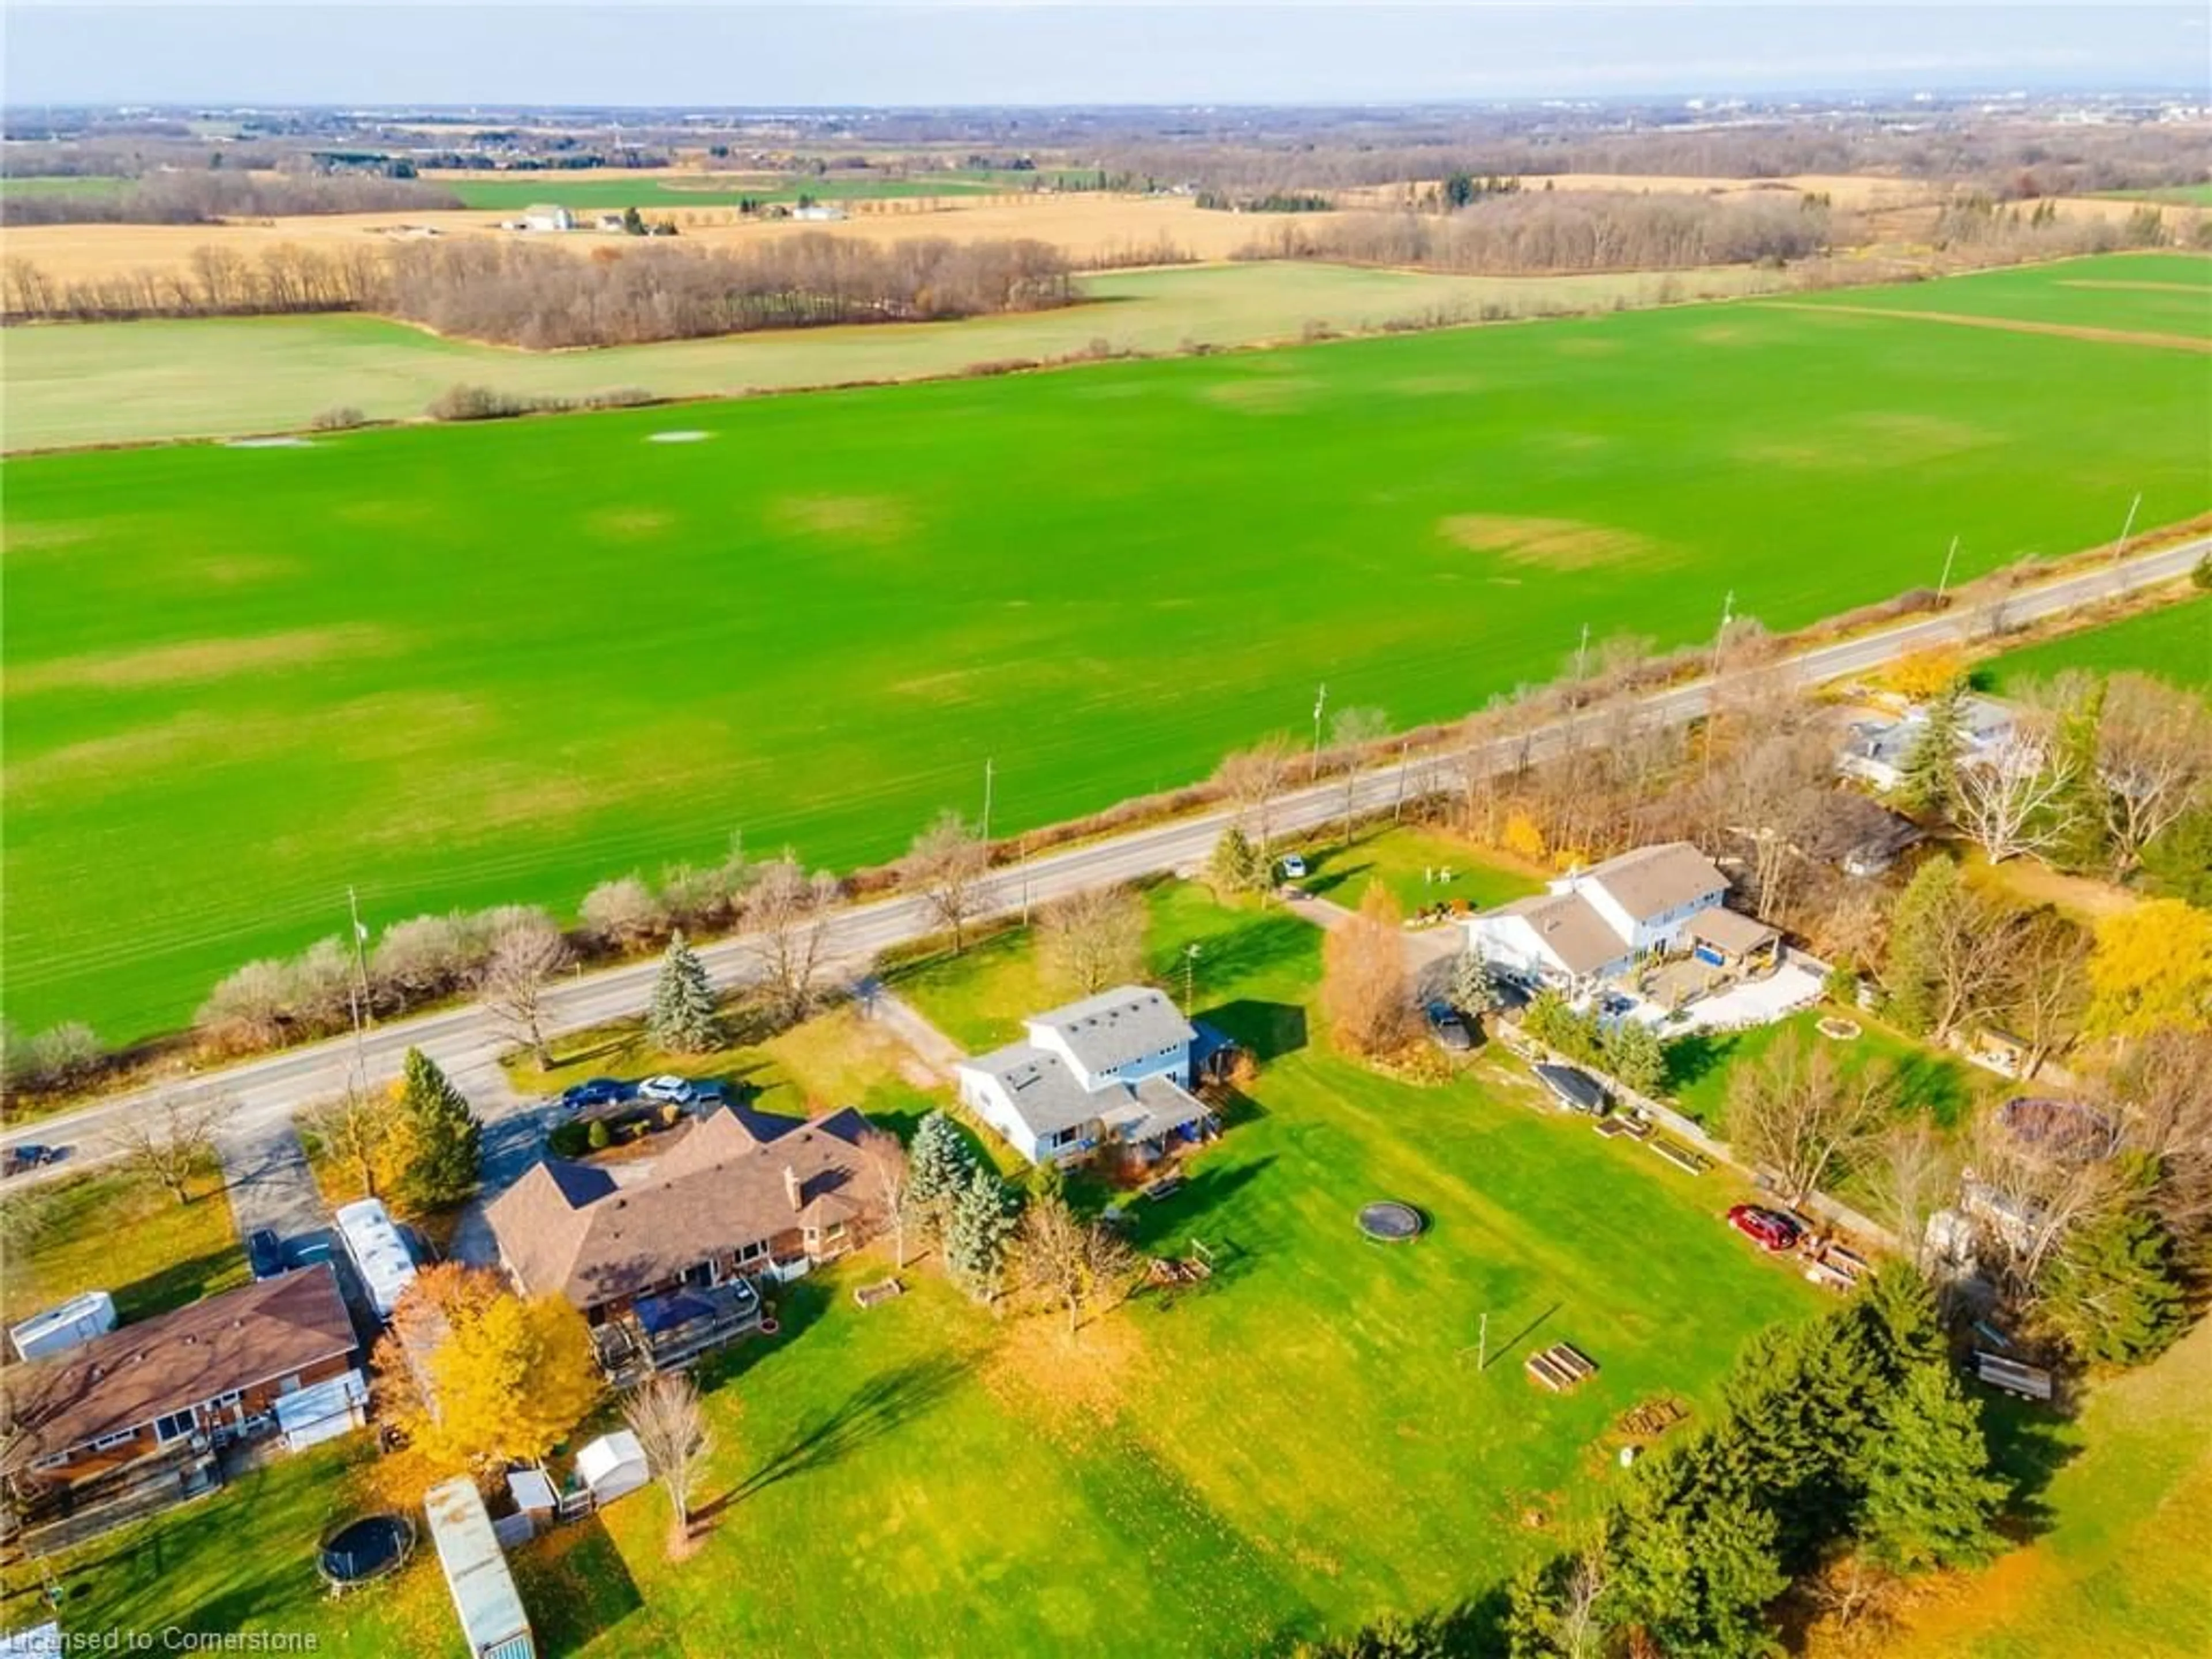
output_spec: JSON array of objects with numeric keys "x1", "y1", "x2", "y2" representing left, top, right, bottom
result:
[
  {"x1": 1488, "y1": 891, "x2": 1630, "y2": 976},
  {"x1": 1027, "y1": 986, "x2": 1195, "y2": 1077},
  {"x1": 1580, "y1": 842, "x2": 1726, "y2": 923},
  {"x1": 963, "y1": 1043, "x2": 1104, "y2": 1138}
]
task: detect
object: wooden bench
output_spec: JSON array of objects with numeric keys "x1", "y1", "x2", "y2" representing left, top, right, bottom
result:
[
  {"x1": 854, "y1": 1279, "x2": 904, "y2": 1309},
  {"x1": 1650, "y1": 1138, "x2": 1713, "y2": 1175}
]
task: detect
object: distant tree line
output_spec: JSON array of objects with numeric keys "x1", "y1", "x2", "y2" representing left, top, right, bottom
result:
[
  {"x1": 1192, "y1": 189, "x2": 1332, "y2": 213},
  {"x1": 1, "y1": 232, "x2": 1077, "y2": 346},
  {"x1": 0, "y1": 169, "x2": 461, "y2": 225},
  {"x1": 1238, "y1": 191, "x2": 1832, "y2": 274}
]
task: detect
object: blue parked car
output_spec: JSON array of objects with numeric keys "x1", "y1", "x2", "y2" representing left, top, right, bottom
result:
[{"x1": 560, "y1": 1077, "x2": 635, "y2": 1111}]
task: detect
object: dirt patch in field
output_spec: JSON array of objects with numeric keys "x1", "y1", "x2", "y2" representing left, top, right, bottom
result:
[
  {"x1": 1391, "y1": 374, "x2": 1484, "y2": 396},
  {"x1": 980, "y1": 1307, "x2": 1150, "y2": 1430},
  {"x1": 195, "y1": 554, "x2": 300, "y2": 586},
  {"x1": 1849, "y1": 411, "x2": 1995, "y2": 458},
  {"x1": 7, "y1": 713, "x2": 229, "y2": 793},
  {"x1": 0, "y1": 521, "x2": 96, "y2": 556},
  {"x1": 9, "y1": 624, "x2": 394, "y2": 695},
  {"x1": 768, "y1": 494, "x2": 911, "y2": 544},
  {"x1": 1555, "y1": 335, "x2": 1622, "y2": 355},
  {"x1": 1767, "y1": 301, "x2": 2212, "y2": 354},
  {"x1": 588, "y1": 506, "x2": 673, "y2": 540},
  {"x1": 891, "y1": 668, "x2": 983, "y2": 704},
  {"x1": 1440, "y1": 514, "x2": 1660, "y2": 570},
  {"x1": 1199, "y1": 376, "x2": 1320, "y2": 412},
  {"x1": 2056, "y1": 280, "x2": 2209, "y2": 293}
]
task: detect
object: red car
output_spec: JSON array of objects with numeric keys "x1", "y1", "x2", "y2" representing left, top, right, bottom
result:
[{"x1": 1727, "y1": 1204, "x2": 1802, "y2": 1253}]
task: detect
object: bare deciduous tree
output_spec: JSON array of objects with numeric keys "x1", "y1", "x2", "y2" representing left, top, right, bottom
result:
[
  {"x1": 2001, "y1": 910, "x2": 2091, "y2": 1080},
  {"x1": 622, "y1": 1372, "x2": 714, "y2": 1550},
  {"x1": 479, "y1": 914, "x2": 571, "y2": 1066},
  {"x1": 857, "y1": 1127, "x2": 912, "y2": 1271},
  {"x1": 742, "y1": 853, "x2": 843, "y2": 1022},
  {"x1": 1724, "y1": 1030, "x2": 1893, "y2": 1206},
  {"x1": 579, "y1": 874, "x2": 668, "y2": 953},
  {"x1": 2104, "y1": 1029, "x2": 2212, "y2": 1248},
  {"x1": 2095, "y1": 673, "x2": 2212, "y2": 875},
  {"x1": 1213, "y1": 734, "x2": 1298, "y2": 855},
  {"x1": 1328, "y1": 704, "x2": 1391, "y2": 838},
  {"x1": 1874, "y1": 1120, "x2": 1961, "y2": 1274},
  {"x1": 1321, "y1": 886, "x2": 1416, "y2": 1059},
  {"x1": 1019, "y1": 1192, "x2": 1139, "y2": 1340},
  {"x1": 902, "y1": 810, "x2": 992, "y2": 952},
  {"x1": 1961, "y1": 1105, "x2": 2123, "y2": 1297},
  {"x1": 1955, "y1": 738, "x2": 2078, "y2": 865},
  {"x1": 108, "y1": 1095, "x2": 225, "y2": 1205},
  {"x1": 1036, "y1": 885, "x2": 1147, "y2": 998}
]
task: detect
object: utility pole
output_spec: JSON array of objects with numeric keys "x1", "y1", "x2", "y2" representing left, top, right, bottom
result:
[
  {"x1": 1936, "y1": 535, "x2": 1959, "y2": 605},
  {"x1": 981, "y1": 757, "x2": 995, "y2": 846},
  {"x1": 345, "y1": 885, "x2": 372, "y2": 1088},
  {"x1": 1703, "y1": 590, "x2": 1735, "y2": 783},
  {"x1": 2112, "y1": 491, "x2": 2141, "y2": 562},
  {"x1": 1574, "y1": 622, "x2": 1590, "y2": 684},
  {"x1": 1478, "y1": 1310, "x2": 1489, "y2": 1372},
  {"x1": 1393, "y1": 738, "x2": 1411, "y2": 822},
  {"x1": 1310, "y1": 683, "x2": 1327, "y2": 779},
  {"x1": 1183, "y1": 943, "x2": 1202, "y2": 1013}
]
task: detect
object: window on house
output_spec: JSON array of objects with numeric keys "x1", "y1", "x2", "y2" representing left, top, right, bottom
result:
[
  {"x1": 154, "y1": 1410, "x2": 195, "y2": 1443},
  {"x1": 211, "y1": 1391, "x2": 242, "y2": 1409},
  {"x1": 90, "y1": 1430, "x2": 139, "y2": 1452},
  {"x1": 737, "y1": 1239, "x2": 768, "y2": 1262}
]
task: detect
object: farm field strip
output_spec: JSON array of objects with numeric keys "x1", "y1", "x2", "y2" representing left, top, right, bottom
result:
[
  {"x1": 1778, "y1": 251, "x2": 2212, "y2": 338},
  {"x1": 1979, "y1": 593, "x2": 2212, "y2": 692},
  {"x1": 4, "y1": 254, "x2": 2209, "y2": 1041}
]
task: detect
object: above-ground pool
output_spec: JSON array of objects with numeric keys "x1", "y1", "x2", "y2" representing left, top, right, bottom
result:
[
  {"x1": 318, "y1": 1514, "x2": 416, "y2": 1589},
  {"x1": 1358, "y1": 1201, "x2": 1426, "y2": 1242}
]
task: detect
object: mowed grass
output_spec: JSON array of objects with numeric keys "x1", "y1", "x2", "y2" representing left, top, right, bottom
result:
[
  {"x1": 1779, "y1": 251, "x2": 2212, "y2": 339},
  {"x1": 1663, "y1": 1005, "x2": 1991, "y2": 1132},
  {"x1": 1979, "y1": 593, "x2": 2212, "y2": 694},
  {"x1": 3, "y1": 889, "x2": 1819, "y2": 1656},
  {"x1": 7, "y1": 254, "x2": 2211, "y2": 1041},
  {"x1": 0, "y1": 1161, "x2": 244, "y2": 1325},
  {"x1": 0, "y1": 263, "x2": 1764, "y2": 452}
]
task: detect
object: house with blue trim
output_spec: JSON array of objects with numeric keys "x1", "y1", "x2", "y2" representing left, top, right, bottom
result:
[{"x1": 955, "y1": 986, "x2": 1218, "y2": 1168}]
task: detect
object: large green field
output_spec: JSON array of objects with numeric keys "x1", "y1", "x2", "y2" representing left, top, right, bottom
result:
[
  {"x1": 1980, "y1": 593, "x2": 2212, "y2": 694},
  {"x1": 2, "y1": 885, "x2": 1817, "y2": 1655},
  {"x1": 1787, "y1": 251, "x2": 2212, "y2": 338},
  {"x1": 5, "y1": 253, "x2": 2209, "y2": 1041},
  {"x1": 0, "y1": 263, "x2": 1766, "y2": 452}
]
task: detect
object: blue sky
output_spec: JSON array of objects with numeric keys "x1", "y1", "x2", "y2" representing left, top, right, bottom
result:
[{"x1": 5, "y1": 4, "x2": 2205, "y2": 107}]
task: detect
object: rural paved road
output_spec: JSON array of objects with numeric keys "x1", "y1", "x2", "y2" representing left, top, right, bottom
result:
[{"x1": 6, "y1": 536, "x2": 2203, "y2": 1184}]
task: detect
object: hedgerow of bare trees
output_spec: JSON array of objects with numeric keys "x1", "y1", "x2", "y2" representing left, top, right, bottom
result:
[
  {"x1": 0, "y1": 169, "x2": 462, "y2": 226},
  {"x1": 904, "y1": 810, "x2": 993, "y2": 952},
  {"x1": 741, "y1": 853, "x2": 843, "y2": 1023}
]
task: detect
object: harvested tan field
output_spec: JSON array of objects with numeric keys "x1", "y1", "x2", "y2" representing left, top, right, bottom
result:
[
  {"x1": 1340, "y1": 172, "x2": 1936, "y2": 210},
  {"x1": 0, "y1": 193, "x2": 1350, "y2": 288},
  {"x1": 1438, "y1": 514, "x2": 1661, "y2": 569},
  {"x1": 1765, "y1": 301, "x2": 2212, "y2": 354}
]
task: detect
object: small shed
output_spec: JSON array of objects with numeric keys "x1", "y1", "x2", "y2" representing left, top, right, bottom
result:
[
  {"x1": 575, "y1": 1430, "x2": 650, "y2": 1505},
  {"x1": 9, "y1": 1289, "x2": 116, "y2": 1363},
  {"x1": 424, "y1": 1477, "x2": 535, "y2": 1659},
  {"x1": 275, "y1": 1368, "x2": 369, "y2": 1451}
]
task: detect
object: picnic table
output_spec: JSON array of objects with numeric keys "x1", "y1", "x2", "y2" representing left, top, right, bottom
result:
[{"x1": 1524, "y1": 1342, "x2": 1600, "y2": 1393}]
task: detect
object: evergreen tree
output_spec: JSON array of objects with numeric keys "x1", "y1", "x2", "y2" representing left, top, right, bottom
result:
[
  {"x1": 621, "y1": 204, "x2": 646, "y2": 235},
  {"x1": 2047, "y1": 675, "x2": 2109, "y2": 870},
  {"x1": 1883, "y1": 855, "x2": 1967, "y2": 1036},
  {"x1": 1612, "y1": 1444, "x2": 1787, "y2": 1659},
  {"x1": 1896, "y1": 679, "x2": 1967, "y2": 816},
  {"x1": 1857, "y1": 1362, "x2": 2009, "y2": 1573},
  {"x1": 645, "y1": 930, "x2": 723, "y2": 1053},
  {"x1": 1207, "y1": 825, "x2": 1267, "y2": 896},
  {"x1": 396, "y1": 1046, "x2": 482, "y2": 1209},
  {"x1": 2039, "y1": 1162, "x2": 2186, "y2": 1366},
  {"x1": 1858, "y1": 1266, "x2": 1945, "y2": 1380},
  {"x1": 903, "y1": 1111, "x2": 976, "y2": 1246},
  {"x1": 944, "y1": 1164, "x2": 1021, "y2": 1303},
  {"x1": 1451, "y1": 948, "x2": 1499, "y2": 1017},
  {"x1": 2140, "y1": 805, "x2": 2212, "y2": 906},
  {"x1": 1603, "y1": 1018, "x2": 1666, "y2": 1097}
]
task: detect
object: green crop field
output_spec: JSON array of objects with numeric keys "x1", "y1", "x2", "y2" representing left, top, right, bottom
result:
[
  {"x1": 1785, "y1": 251, "x2": 2212, "y2": 337},
  {"x1": 0, "y1": 263, "x2": 1766, "y2": 452},
  {"x1": 5, "y1": 253, "x2": 2209, "y2": 1041},
  {"x1": 0, "y1": 173, "x2": 133, "y2": 198},
  {"x1": 445, "y1": 173, "x2": 1001, "y2": 210},
  {"x1": 2100, "y1": 183, "x2": 2212, "y2": 207},
  {"x1": 1980, "y1": 594, "x2": 2212, "y2": 694}
]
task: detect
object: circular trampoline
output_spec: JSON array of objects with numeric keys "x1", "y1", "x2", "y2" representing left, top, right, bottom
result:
[
  {"x1": 317, "y1": 1514, "x2": 415, "y2": 1591},
  {"x1": 1358, "y1": 1201, "x2": 1426, "y2": 1243}
]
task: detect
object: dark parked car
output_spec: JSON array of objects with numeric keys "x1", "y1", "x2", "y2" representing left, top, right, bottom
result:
[
  {"x1": 247, "y1": 1228, "x2": 286, "y2": 1281},
  {"x1": 1, "y1": 1144, "x2": 62, "y2": 1177},
  {"x1": 1726, "y1": 1204, "x2": 1802, "y2": 1253},
  {"x1": 1425, "y1": 1001, "x2": 1474, "y2": 1053},
  {"x1": 560, "y1": 1077, "x2": 635, "y2": 1111}
]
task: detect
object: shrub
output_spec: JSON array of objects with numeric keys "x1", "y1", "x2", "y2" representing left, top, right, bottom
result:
[
  {"x1": 2, "y1": 1021, "x2": 108, "y2": 1094},
  {"x1": 427, "y1": 383, "x2": 534, "y2": 422},
  {"x1": 585, "y1": 1119, "x2": 613, "y2": 1152},
  {"x1": 548, "y1": 1121, "x2": 590, "y2": 1158},
  {"x1": 309, "y1": 406, "x2": 366, "y2": 431},
  {"x1": 2194, "y1": 551, "x2": 2212, "y2": 591}
]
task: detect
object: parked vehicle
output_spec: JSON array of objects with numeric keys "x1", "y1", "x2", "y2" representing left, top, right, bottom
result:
[
  {"x1": 247, "y1": 1228, "x2": 286, "y2": 1281},
  {"x1": 1425, "y1": 1002, "x2": 1474, "y2": 1053},
  {"x1": 638, "y1": 1075, "x2": 696, "y2": 1106},
  {"x1": 1278, "y1": 853, "x2": 1309, "y2": 880},
  {"x1": 1726, "y1": 1204, "x2": 1802, "y2": 1253},
  {"x1": 687, "y1": 1079, "x2": 733, "y2": 1106},
  {"x1": 1, "y1": 1143, "x2": 64, "y2": 1177},
  {"x1": 560, "y1": 1077, "x2": 634, "y2": 1111}
]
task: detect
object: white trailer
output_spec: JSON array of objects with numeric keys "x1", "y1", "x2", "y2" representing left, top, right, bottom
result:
[
  {"x1": 9, "y1": 1289, "x2": 116, "y2": 1362},
  {"x1": 424, "y1": 1477, "x2": 535, "y2": 1659},
  {"x1": 334, "y1": 1198, "x2": 417, "y2": 1320}
]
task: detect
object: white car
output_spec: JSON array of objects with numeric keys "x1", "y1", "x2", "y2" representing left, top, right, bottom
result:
[
  {"x1": 638, "y1": 1074, "x2": 696, "y2": 1105},
  {"x1": 1278, "y1": 853, "x2": 1309, "y2": 880}
]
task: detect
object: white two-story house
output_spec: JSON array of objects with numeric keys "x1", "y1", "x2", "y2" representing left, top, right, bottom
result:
[
  {"x1": 1469, "y1": 841, "x2": 1768, "y2": 995},
  {"x1": 955, "y1": 986, "x2": 1215, "y2": 1168}
]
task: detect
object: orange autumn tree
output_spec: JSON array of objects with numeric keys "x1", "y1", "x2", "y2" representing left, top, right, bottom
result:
[
  {"x1": 1323, "y1": 885, "x2": 1417, "y2": 1059},
  {"x1": 371, "y1": 1263, "x2": 601, "y2": 1499}
]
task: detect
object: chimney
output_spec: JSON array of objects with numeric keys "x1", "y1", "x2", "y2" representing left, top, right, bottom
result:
[{"x1": 783, "y1": 1165, "x2": 804, "y2": 1213}]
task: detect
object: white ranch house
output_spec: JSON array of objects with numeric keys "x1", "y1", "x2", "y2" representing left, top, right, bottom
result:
[
  {"x1": 1469, "y1": 841, "x2": 1776, "y2": 997},
  {"x1": 955, "y1": 986, "x2": 1216, "y2": 1168}
]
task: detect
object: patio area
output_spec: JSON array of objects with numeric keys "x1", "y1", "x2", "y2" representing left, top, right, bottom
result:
[{"x1": 1631, "y1": 958, "x2": 1827, "y2": 1036}]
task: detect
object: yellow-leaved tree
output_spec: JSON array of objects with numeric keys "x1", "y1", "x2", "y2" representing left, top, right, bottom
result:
[
  {"x1": 371, "y1": 1263, "x2": 601, "y2": 1501},
  {"x1": 2084, "y1": 899, "x2": 2212, "y2": 1041}
]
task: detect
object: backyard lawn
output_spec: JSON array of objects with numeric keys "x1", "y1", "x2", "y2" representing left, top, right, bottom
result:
[
  {"x1": 1662, "y1": 1003, "x2": 1993, "y2": 1132},
  {"x1": 1293, "y1": 823, "x2": 1547, "y2": 919},
  {"x1": 0, "y1": 1161, "x2": 243, "y2": 1325},
  {"x1": 5, "y1": 886, "x2": 1820, "y2": 1656}
]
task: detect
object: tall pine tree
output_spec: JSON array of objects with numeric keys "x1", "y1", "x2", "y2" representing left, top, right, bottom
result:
[
  {"x1": 1857, "y1": 1362, "x2": 2009, "y2": 1572},
  {"x1": 903, "y1": 1110, "x2": 976, "y2": 1247},
  {"x1": 1207, "y1": 825, "x2": 1267, "y2": 896},
  {"x1": 944, "y1": 1165, "x2": 1021, "y2": 1303},
  {"x1": 2039, "y1": 1162, "x2": 2185, "y2": 1366},
  {"x1": 396, "y1": 1046, "x2": 482, "y2": 1209},
  {"x1": 1896, "y1": 678, "x2": 1967, "y2": 817},
  {"x1": 646, "y1": 930, "x2": 724, "y2": 1053}
]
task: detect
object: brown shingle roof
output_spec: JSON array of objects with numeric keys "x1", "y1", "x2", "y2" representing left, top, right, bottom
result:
[
  {"x1": 1491, "y1": 891, "x2": 1631, "y2": 976},
  {"x1": 6, "y1": 1266, "x2": 355, "y2": 1467},
  {"x1": 1582, "y1": 842, "x2": 1727, "y2": 922},
  {"x1": 487, "y1": 1105, "x2": 873, "y2": 1312}
]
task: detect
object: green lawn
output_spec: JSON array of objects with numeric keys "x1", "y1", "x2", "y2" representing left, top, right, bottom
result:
[
  {"x1": 7, "y1": 253, "x2": 2211, "y2": 1042},
  {"x1": 1779, "y1": 251, "x2": 2212, "y2": 338},
  {"x1": 1979, "y1": 593, "x2": 2212, "y2": 694},
  {"x1": 2098, "y1": 183, "x2": 2212, "y2": 207},
  {"x1": 1662, "y1": 1004, "x2": 1991, "y2": 1132},
  {"x1": 0, "y1": 173, "x2": 133, "y2": 199},
  {"x1": 445, "y1": 173, "x2": 1003, "y2": 210},
  {"x1": 1294, "y1": 824, "x2": 1546, "y2": 918},
  {"x1": 0, "y1": 1161, "x2": 243, "y2": 1325},
  {"x1": 4, "y1": 887, "x2": 1819, "y2": 1656},
  {"x1": 0, "y1": 262, "x2": 1769, "y2": 452}
]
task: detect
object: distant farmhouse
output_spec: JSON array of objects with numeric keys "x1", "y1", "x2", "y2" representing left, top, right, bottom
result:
[
  {"x1": 1837, "y1": 695, "x2": 2016, "y2": 793},
  {"x1": 1469, "y1": 842, "x2": 1775, "y2": 997},
  {"x1": 487, "y1": 1104, "x2": 877, "y2": 1381},
  {"x1": 519, "y1": 204, "x2": 575, "y2": 232},
  {"x1": 955, "y1": 986, "x2": 1222, "y2": 1169}
]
